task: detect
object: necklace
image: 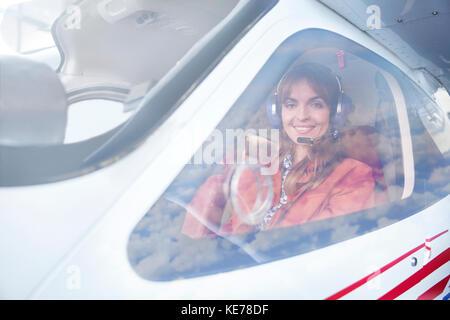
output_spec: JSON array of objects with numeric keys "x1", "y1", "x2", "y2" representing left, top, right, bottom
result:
[{"x1": 258, "y1": 155, "x2": 292, "y2": 230}]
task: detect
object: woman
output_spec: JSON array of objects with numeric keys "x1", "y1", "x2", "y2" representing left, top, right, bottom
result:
[{"x1": 182, "y1": 63, "x2": 376, "y2": 237}]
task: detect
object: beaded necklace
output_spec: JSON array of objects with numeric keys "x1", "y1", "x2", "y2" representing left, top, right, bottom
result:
[{"x1": 258, "y1": 155, "x2": 292, "y2": 230}]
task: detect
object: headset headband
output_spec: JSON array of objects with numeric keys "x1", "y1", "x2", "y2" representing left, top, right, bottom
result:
[{"x1": 335, "y1": 75, "x2": 343, "y2": 114}]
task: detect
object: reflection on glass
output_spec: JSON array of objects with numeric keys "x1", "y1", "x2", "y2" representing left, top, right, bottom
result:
[{"x1": 127, "y1": 29, "x2": 448, "y2": 282}]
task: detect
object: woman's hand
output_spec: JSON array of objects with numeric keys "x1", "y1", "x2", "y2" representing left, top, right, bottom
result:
[{"x1": 243, "y1": 134, "x2": 279, "y2": 166}]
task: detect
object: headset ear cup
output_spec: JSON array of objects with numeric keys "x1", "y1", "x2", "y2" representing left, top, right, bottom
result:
[
  {"x1": 266, "y1": 94, "x2": 283, "y2": 129},
  {"x1": 332, "y1": 94, "x2": 353, "y2": 129}
]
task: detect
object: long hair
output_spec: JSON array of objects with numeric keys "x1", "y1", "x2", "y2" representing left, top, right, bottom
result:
[{"x1": 276, "y1": 63, "x2": 344, "y2": 195}]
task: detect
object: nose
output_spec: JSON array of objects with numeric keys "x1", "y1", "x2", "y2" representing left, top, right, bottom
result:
[{"x1": 294, "y1": 104, "x2": 310, "y2": 121}]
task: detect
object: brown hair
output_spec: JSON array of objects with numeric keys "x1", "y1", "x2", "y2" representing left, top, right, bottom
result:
[{"x1": 277, "y1": 63, "x2": 344, "y2": 195}]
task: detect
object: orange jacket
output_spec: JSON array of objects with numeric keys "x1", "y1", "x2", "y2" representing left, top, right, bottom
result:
[{"x1": 182, "y1": 158, "x2": 376, "y2": 238}]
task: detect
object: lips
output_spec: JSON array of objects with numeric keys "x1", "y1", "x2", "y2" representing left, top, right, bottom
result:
[{"x1": 292, "y1": 125, "x2": 315, "y2": 135}]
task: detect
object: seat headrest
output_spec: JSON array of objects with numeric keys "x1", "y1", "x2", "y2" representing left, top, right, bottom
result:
[{"x1": 0, "y1": 55, "x2": 67, "y2": 146}]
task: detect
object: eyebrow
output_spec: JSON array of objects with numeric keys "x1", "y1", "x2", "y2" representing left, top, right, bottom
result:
[{"x1": 283, "y1": 96, "x2": 323, "y2": 104}]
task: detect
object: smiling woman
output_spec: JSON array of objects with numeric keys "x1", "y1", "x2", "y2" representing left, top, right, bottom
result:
[{"x1": 182, "y1": 63, "x2": 378, "y2": 236}]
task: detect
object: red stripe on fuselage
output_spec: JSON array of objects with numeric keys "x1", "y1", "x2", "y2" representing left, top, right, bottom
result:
[
  {"x1": 378, "y1": 248, "x2": 449, "y2": 300},
  {"x1": 325, "y1": 230, "x2": 448, "y2": 300},
  {"x1": 416, "y1": 275, "x2": 450, "y2": 300}
]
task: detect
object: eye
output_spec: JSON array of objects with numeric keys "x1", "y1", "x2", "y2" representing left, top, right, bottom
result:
[
  {"x1": 311, "y1": 101, "x2": 324, "y2": 109},
  {"x1": 283, "y1": 102, "x2": 296, "y2": 109}
]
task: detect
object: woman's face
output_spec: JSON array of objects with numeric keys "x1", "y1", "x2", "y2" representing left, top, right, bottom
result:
[{"x1": 281, "y1": 79, "x2": 331, "y2": 144}]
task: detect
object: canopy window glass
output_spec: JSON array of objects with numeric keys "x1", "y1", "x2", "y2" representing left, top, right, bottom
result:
[{"x1": 127, "y1": 29, "x2": 448, "y2": 281}]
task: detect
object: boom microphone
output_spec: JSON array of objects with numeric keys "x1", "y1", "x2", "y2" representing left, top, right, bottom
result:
[
  {"x1": 296, "y1": 129, "x2": 339, "y2": 145},
  {"x1": 296, "y1": 137, "x2": 315, "y2": 145}
]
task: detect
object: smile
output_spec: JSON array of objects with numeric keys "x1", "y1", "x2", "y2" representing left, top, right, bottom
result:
[{"x1": 292, "y1": 125, "x2": 315, "y2": 134}]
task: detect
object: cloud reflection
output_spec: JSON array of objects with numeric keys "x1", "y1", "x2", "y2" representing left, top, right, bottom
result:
[{"x1": 128, "y1": 159, "x2": 449, "y2": 281}]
